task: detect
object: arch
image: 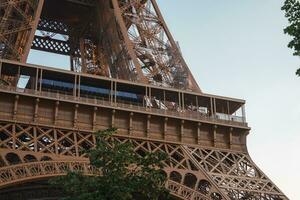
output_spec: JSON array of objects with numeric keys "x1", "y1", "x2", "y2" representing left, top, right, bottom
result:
[
  {"x1": 169, "y1": 171, "x2": 182, "y2": 183},
  {"x1": 40, "y1": 156, "x2": 52, "y2": 161},
  {"x1": 23, "y1": 154, "x2": 37, "y2": 163},
  {"x1": 0, "y1": 161, "x2": 209, "y2": 200},
  {"x1": 5, "y1": 153, "x2": 22, "y2": 165},
  {"x1": 183, "y1": 173, "x2": 197, "y2": 188},
  {"x1": 197, "y1": 179, "x2": 211, "y2": 195}
]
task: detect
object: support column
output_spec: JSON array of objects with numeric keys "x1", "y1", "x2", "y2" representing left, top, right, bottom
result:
[
  {"x1": 197, "y1": 122, "x2": 201, "y2": 144},
  {"x1": 93, "y1": 107, "x2": 97, "y2": 131},
  {"x1": 78, "y1": 76, "x2": 81, "y2": 99},
  {"x1": 54, "y1": 101, "x2": 59, "y2": 126},
  {"x1": 79, "y1": 38, "x2": 87, "y2": 73},
  {"x1": 73, "y1": 75, "x2": 77, "y2": 97},
  {"x1": 74, "y1": 104, "x2": 78, "y2": 128},
  {"x1": 163, "y1": 117, "x2": 168, "y2": 140},
  {"x1": 21, "y1": 0, "x2": 45, "y2": 62},
  {"x1": 34, "y1": 98, "x2": 39, "y2": 123},
  {"x1": 39, "y1": 69, "x2": 43, "y2": 92},
  {"x1": 74, "y1": 131, "x2": 79, "y2": 157},
  {"x1": 33, "y1": 126, "x2": 37, "y2": 152},
  {"x1": 213, "y1": 98, "x2": 217, "y2": 117},
  {"x1": 54, "y1": 129, "x2": 58, "y2": 154},
  {"x1": 111, "y1": 0, "x2": 146, "y2": 83},
  {"x1": 229, "y1": 127, "x2": 233, "y2": 149},
  {"x1": 129, "y1": 112, "x2": 133, "y2": 134},
  {"x1": 12, "y1": 124, "x2": 16, "y2": 150},
  {"x1": 35, "y1": 68, "x2": 39, "y2": 91},
  {"x1": 242, "y1": 104, "x2": 246, "y2": 123},
  {"x1": 180, "y1": 120, "x2": 184, "y2": 142},
  {"x1": 111, "y1": 109, "x2": 115, "y2": 128},
  {"x1": 13, "y1": 95, "x2": 19, "y2": 120},
  {"x1": 213, "y1": 125, "x2": 217, "y2": 147},
  {"x1": 146, "y1": 114, "x2": 151, "y2": 137}
]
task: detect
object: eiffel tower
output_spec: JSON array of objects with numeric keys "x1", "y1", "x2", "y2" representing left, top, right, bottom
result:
[{"x1": 0, "y1": 0, "x2": 288, "y2": 199}]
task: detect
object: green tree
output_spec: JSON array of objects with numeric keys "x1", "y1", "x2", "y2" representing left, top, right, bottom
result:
[
  {"x1": 282, "y1": 0, "x2": 300, "y2": 76},
  {"x1": 50, "y1": 128, "x2": 172, "y2": 200}
]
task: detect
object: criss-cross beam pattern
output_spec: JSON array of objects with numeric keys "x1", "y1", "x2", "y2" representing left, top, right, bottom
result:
[
  {"x1": 0, "y1": 0, "x2": 44, "y2": 62},
  {"x1": 0, "y1": 121, "x2": 288, "y2": 200},
  {"x1": 0, "y1": 0, "x2": 201, "y2": 91},
  {"x1": 112, "y1": 0, "x2": 200, "y2": 91},
  {"x1": 0, "y1": 160, "x2": 218, "y2": 200}
]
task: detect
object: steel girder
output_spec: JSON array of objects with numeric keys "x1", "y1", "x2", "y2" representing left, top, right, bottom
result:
[{"x1": 0, "y1": 122, "x2": 288, "y2": 200}]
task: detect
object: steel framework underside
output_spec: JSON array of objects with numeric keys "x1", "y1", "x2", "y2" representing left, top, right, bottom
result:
[{"x1": 0, "y1": 120, "x2": 287, "y2": 200}]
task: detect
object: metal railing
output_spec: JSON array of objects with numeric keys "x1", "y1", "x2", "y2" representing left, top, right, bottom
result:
[{"x1": 0, "y1": 85, "x2": 247, "y2": 127}]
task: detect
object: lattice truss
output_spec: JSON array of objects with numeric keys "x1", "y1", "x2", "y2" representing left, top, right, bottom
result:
[
  {"x1": 0, "y1": 0, "x2": 42, "y2": 61},
  {"x1": 3, "y1": 0, "x2": 200, "y2": 91},
  {"x1": 115, "y1": 0, "x2": 199, "y2": 90},
  {"x1": 0, "y1": 122, "x2": 287, "y2": 200}
]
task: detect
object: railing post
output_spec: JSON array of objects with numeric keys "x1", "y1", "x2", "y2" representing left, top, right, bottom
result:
[{"x1": 242, "y1": 104, "x2": 246, "y2": 123}]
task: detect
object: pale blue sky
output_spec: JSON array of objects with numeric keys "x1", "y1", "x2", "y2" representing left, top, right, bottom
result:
[
  {"x1": 157, "y1": 0, "x2": 299, "y2": 199},
  {"x1": 28, "y1": 0, "x2": 300, "y2": 199}
]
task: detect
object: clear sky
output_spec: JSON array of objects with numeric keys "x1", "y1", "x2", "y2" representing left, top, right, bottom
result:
[
  {"x1": 156, "y1": 0, "x2": 300, "y2": 199},
  {"x1": 28, "y1": 0, "x2": 299, "y2": 199}
]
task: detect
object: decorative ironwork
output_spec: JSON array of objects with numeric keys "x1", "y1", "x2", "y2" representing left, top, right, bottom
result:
[{"x1": 0, "y1": 121, "x2": 288, "y2": 200}]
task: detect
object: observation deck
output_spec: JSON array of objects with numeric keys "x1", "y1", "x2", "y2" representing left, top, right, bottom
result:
[{"x1": 0, "y1": 59, "x2": 250, "y2": 151}]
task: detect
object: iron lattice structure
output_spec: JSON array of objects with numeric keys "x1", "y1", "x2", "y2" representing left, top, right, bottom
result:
[{"x1": 0, "y1": 0, "x2": 288, "y2": 200}]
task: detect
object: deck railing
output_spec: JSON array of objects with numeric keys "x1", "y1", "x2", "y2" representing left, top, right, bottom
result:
[{"x1": 0, "y1": 84, "x2": 247, "y2": 127}]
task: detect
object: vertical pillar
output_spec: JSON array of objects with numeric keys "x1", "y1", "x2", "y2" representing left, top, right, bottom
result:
[
  {"x1": 13, "y1": 95, "x2": 19, "y2": 120},
  {"x1": 242, "y1": 104, "x2": 246, "y2": 123},
  {"x1": 74, "y1": 131, "x2": 79, "y2": 157},
  {"x1": 79, "y1": 38, "x2": 87, "y2": 73},
  {"x1": 213, "y1": 98, "x2": 217, "y2": 116},
  {"x1": 54, "y1": 101, "x2": 59, "y2": 125},
  {"x1": 110, "y1": 80, "x2": 113, "y2": 104},
  {"x1": 73, "y1": 75, "x2": 77, "y2": 97},
  {"x1": 33, "y1": 126, "x2": 37, "y2": 152},
  {"x1": 78, "y1": 76, "x2": 81, "y2": 99},
  {"x1": 54, "y1": 129, "x2": 58, "y2": 154},
  {"x1": 163, "y1": 117, "x2": 168, "y2": 140},
  {"x1": 180, "y1": 120, "x2": 184, "y2": 142},
  {"x1": 114, "y1": 82, "x2": 117, "y2": 105},
  {"x1": 213, "y1": 125, "x2": 217, "y2": 147},
  {"x1": 35, "y1": 68, "x2": 39, "y2": 91},
  {"x1": 21, "y1": 0, "x2": 45, "y2": 62},
  {"x1": 227, "y1": 101, "x2": 230, "y2": 115},
  {"x1": 210, "y1": 97, "x2": 213, "y2": 117},
  {"x1": 34, "y1": 98, "x2": 39, "y2": 123},
  {"x1": 39, "y1": 69, "x2": 43, "y2": 92},
  {"x1": 178, "y1": 92, "x2": 181, "y2": 111},
  {"x1": 12, "y1": 124, "x2": 16, "y2": 150},
  {"x1": 16, "y1": 65, "x2": 20, "y2": 87},
  {"x1": 144, "y1": 86, "x2": 148, "y2": 108},
  {"x1": 129, "y1": 112, "x2": 133, "y2": 134},
  {"x1": 182, "y1": 93, "x2": 185, "y2": 110},
  {"x1": 149, "y1": 87, "x2": 152, "y2": 111},
  {"x1": 197, "y1": 122, "x2": 201, "y2": 145},
  {"x1": 74, "y1": 104, "x2": 79, "y2": 128},
  {"x1": 146, "y1": 114, "x2": 151, "y2": 137},
  {"x1": 111, "y1": 109, "x2": 115, "y2": 128},
  {"x1": 93, "y1": 107, "x2": 97, "y2": 131},
  {"x1": 229, "y1": 127, "x2": 233, "y2": 149}
]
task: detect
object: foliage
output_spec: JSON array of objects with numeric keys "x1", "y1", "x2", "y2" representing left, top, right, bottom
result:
[
  {"x1": 50, "y1": 128, "x2": 172, "y2": 200},
  {"x1": 282, "y1": 0, "x2": 300, "y2": 76}
]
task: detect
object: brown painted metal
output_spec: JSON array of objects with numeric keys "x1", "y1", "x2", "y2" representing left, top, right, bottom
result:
[{"x1": 0, "y1": 1, "x2": 288, "y2": 200}]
